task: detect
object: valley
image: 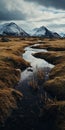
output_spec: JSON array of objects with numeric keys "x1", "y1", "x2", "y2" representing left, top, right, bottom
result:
[
  {"x1": 0, "y1": 0, "x2": 65, "y2": 128},
  {"x1": 0, "y1": 37, "x2": 65, "y2": 129}
]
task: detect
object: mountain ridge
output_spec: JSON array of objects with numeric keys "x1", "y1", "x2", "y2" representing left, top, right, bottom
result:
[
  {"x1": 0, "y1": 22, "x2": 61, "y2": 38},
  {"x1": 31, "y1": 26, "x2": 61, "y2": 38}
]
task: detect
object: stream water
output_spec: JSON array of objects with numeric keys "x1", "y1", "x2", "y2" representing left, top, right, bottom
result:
[
  {"x1": 16, "y1": 43, "x2": 54, "y2": 98},
  {"x1": 20, "y1": 44, "x2": 54, "y2": 81}
]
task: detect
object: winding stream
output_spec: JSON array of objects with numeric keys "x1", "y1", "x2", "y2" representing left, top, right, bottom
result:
[
  {"x1": 20, "y1": 44, "x2": 54, "y2": 81},
  {"x1": 16, "y1": 43, "x2": 54, "y2": 98}
]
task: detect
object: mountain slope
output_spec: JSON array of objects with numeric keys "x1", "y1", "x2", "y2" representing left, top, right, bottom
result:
[
  {"x1": 31, "y1": 26, "x2": 60, "y2": 38},
  {"x1": 63, "y1": 34, "x2": 65, "y2": 38},
  {"x1": 0, "y1": 22, "x2": 29, "y2": 37},
  {"x1": 60, "y1": 33, "x2": 64, "y2": 37}
]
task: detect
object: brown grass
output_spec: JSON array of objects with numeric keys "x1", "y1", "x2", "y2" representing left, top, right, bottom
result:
[
  {"x1": 0, "y1": 88, "x2": 23, "y2": 125},
  {"x1": 32, "y1": 39, "x2": 65, "y2": 51},
  {"x1": 28, "y1": 68, "x2": 45, "y2": 91},
  {"x1": 24, "y1": 38, "x2": 65, "y2": 129},
  {"x1": 0, "y1": 37, "x2": 65, "y2": 129},
  {"x1": 0, "y1": 37, "x2": 34, "y2": 89},
  {"x1": 33, "y1": 39, "x2": 65, "y2": 100}
]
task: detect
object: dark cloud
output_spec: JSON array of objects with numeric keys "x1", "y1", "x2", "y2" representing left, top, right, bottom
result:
[
  {"x1": 0, "y1": 10, "x2": 26, "y2": 20},
  {"x1": 25, "y1": 0, "x2": 65, "y2": 10},
  {"x1": 0, "y1": 0, "x2": 26, "y2": 20}
]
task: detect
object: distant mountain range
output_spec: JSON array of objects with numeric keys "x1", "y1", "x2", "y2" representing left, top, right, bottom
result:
[
  {"x1": 0, "y1": 22, "x2": 29, "y2": 37},
  {"x1": 0, "y1": 22, "x2": 61, "y2": 38}
]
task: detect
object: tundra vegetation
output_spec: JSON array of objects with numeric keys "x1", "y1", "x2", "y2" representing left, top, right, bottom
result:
[{"x1": 0, "y1": 37, "x2": 65, "y2": 129}]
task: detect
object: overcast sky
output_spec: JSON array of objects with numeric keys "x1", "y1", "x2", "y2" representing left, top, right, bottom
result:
[{"x1": 0, "y1": 0, "x2": 65, "y2": 33}]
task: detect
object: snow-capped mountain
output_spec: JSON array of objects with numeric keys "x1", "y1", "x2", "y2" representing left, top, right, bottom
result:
[
  {"x1": 31, "y1": 26, "x2": 60, "y2": 38},
  {"x1": 0, "y1": 22, "x2": 29, "y2": 37},
  {"x1": 0, "y1": 23, "x2": 61, "y2": 38}
]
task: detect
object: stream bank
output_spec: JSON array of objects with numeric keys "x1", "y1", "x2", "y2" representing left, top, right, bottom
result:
[{"x1": 14, "y1": 43, "x2": 55, "y2": 130}]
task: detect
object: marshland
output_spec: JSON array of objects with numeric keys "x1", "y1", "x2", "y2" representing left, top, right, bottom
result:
[{"x1": 0, "y1": 37, "x2": 65, "y2": 129}]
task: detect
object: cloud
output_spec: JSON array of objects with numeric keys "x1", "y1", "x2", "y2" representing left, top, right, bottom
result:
[
  {"x1": 0, "y1": 0, "x2": 27, "y2": 20},
  {"x1": 0, "y1": 0, "x2": 65, "y2": 34},
  {"x1": 0, "y1": 10, "x2": 27, "y2": 20},
  {"x1": 25, "y1": 0, "x2": 65, "y2": 10}
]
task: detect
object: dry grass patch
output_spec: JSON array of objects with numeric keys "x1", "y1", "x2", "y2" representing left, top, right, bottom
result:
[
  {"x1": 32, "y1": 39, "x2": 65, "y2": 51},
  {"x1": 0, "y1": 88, "x2": 23, "y2": 125},
  {"x1": 33, "y1": 39, "x2": 65, "y2": 100},
  {"x1": 28, "y1": 68, "x2": 45, "y2": 91},
  {"x1": 0, "y1": 37, "x2": 32, "y2": 89},
  {"x1": 33, "y1": 51, "x2": 65, "y2": 65},
  {"x1": 0, "y1": 66, "x2": 20, "y2": 88},
  {"x1": 44, "y1": 76, "x2": 65, "y2": 100}
]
